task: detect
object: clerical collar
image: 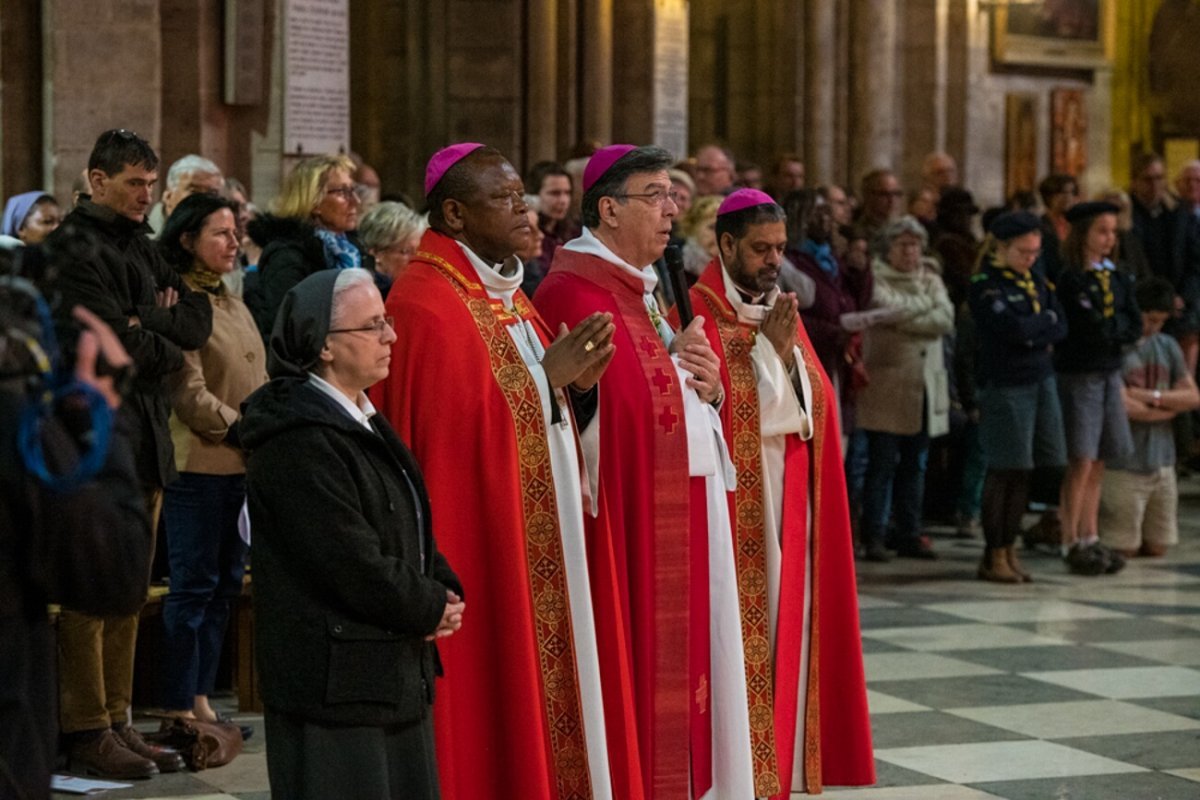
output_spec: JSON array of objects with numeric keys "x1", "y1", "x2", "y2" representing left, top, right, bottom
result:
[
  {"x1": 307, "y1": 373, "x2": 377, "y2": 430},
  {"x1": 457, "y1": 241, "x2": 524, "y2": 303},
  {"x1": 563, "y1": 227, "x2": 659, "y2": 295},
  {"x1": 719, "y1": 253, "x2": 778, "y2": 323}
]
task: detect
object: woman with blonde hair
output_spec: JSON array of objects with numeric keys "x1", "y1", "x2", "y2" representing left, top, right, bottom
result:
[
  {"x1": 245, "y1": 154, "x2": 363, "y2": 337},
  {"x1": 678, "y1": 194, "x2": 722, "y2": 278},
  {"x1": 357, "y1": 201, "x2": 427, "y2": 298}
]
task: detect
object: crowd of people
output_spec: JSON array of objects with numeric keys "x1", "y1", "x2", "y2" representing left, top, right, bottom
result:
[{"x1": 2, "y1": 126, "x2": 1199, "y2": 800}]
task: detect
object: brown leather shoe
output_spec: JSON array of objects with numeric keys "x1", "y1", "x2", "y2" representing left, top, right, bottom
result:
[
  {"x1": 113, "y1": 723, "x2": 186, "y2": 773},
  {"x1": 69, "y1": 728, "x2": 158, "y2": 779},
  {"x1": 1005, "y1": 545, "x2": 1033, "y2": 583},
  {"x1": 978, "y1": 548, "x2": 1021, "y2": 583}
]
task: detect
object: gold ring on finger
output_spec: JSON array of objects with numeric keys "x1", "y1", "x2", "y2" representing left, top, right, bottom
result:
[{"x1": 584, "y1": 340, "x2": 595, "y2": 352}]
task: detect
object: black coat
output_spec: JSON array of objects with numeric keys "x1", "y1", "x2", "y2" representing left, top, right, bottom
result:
[
  {"x1": 47, "y1": 200, "x2": 213, "y2": 487},
  {"x1": 969, "y1": 265, "x2": 1067, "y2": 388},
  {"x1": 244, "y1": 215, "x2": 330, "y2": 339},
  {"x1": 1054, "y1": 267, "x2": 1140, "y2": 374},
  {"x1": 240, "y1": 378, "x2": 461, "y2": 727}
]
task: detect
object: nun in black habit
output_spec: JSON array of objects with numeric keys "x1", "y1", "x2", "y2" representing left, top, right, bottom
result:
[{"x1": 240, "y1": 267, "x2": 464, "y2": 800}]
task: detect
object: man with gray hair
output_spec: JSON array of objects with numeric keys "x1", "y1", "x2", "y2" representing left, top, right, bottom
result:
[
  {"x1": 536, "y1": 144, "x2": 730, "y2": 800},
  {"x1": 147, "y1": 154, "x2": 224, "y2": 233}
]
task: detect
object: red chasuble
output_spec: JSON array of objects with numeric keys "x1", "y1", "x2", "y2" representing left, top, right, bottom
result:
[
  {"x1": 371, "y1": 230, "x2": 606, "y2": 800},
  {"x1": 535, "y1": 248, "x2": 701, "y2": 800},
  {"x1": 686, "y1": 258, "x2": 875, "y2": 795}
]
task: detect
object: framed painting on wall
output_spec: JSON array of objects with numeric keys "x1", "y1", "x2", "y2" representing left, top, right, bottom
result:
[
  {"x1": 1051, "y1": 88, "x2": 1087, "y2": 178},
  {"x1": 993, "y1": 0, "x2": 1115, "y2": 70},
  {"x1": 1005, "y1": 93, "x2": 1039, "y2": 199}
]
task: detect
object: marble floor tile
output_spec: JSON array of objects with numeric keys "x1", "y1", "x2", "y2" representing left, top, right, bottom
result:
[
  {"x1": 922, "y1": 599, "x2": 1129, "y2": 624},
  {"x1": 939, "y1": 643, "x2": 1162, "y2": 673},
  {"x1": 863, "y1": 623, "x2": 1070, "y2": 652},
  {"x1": 874, "y1": 740, "x2": 1144, "y2": 784},
  {"x1": 1165, "y1": 767, "x2": 1200, "y2": 783},
  {"x1": 1128, "y1": 695, "x2": 1200, "y2": 721},
  {"x1": 870, "y1": 673, "x2": 1097, "y2": 709},
  {"x1": 1023, "y1": 665, "x2": 1200, "y2": 699},
  {"x1": 1093, "y1": 637, "x2": 1200, "y2": 666},
  {"x1": 856, "y1": 594, "x2": 903, "y2": 610},
  {"x1": 819, "y1": 786, "x2": 1008, "y2": 799},
  {"x1": 1008, "y1": 616, "x2": 1199, "y2": 642},
  {"x1": 866, "y1": 689, "x2": 930, "y2": 714},
  {"x1": 870, "y1": 711, "x2": 1028, "y2": 749},
  {"x1": 859, "y1": 606, "x2": 969, "y2": 629},
  {"x1": 1153, "y1": 613, "x2": 1200, "y2": 632},
  {"x1": 191, "y1": 753, "x2": 269, "y2": 794},
  {"x1": 1055, "y1": 729, "x2": 1200, "y2": 771},
  {"x1": 864, "y1": 652, "x2": 1004, "y2": 682},
  {"x1": 947, "y1": 699, "x2": 1200, "y2": 739},
  {"x1": 969, "y1": 771, "x2": 1200, "y2": 800}
]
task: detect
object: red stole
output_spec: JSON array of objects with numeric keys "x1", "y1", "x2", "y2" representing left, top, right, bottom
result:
[
  {"x1": 372, "y1": 230, "x2": 594, "y2": 800},
  {"x1": 688, "y1": 258, "x2": 876, "y2": 794},
  {"x1": 536, "y1": 248, "x2": 707, "y2": 800}
]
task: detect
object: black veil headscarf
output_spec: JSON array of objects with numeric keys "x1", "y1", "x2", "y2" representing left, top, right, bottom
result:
[{"x1": 266, "y1": 269, "x2": 341, "y2": 379}]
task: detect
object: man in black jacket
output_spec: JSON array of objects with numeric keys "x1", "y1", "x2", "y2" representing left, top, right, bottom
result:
[{"x1": 46, "y1": 129, "x2": 212, "y2": 778}]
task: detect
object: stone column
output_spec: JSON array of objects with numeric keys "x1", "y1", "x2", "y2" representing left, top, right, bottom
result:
[
  {"x1": 526, "y1": 0, "x2": 559, "y2": 164},
  {"x1": 805, "y1": 0, "x2": 837, "y2": 182},
  {"x1": 848, "y1": 0, "x2": 898, "y2": 184},
  {"x1": 581, "y1": 0, "x2": 614, "y2": 143},
  {"x1": 42, "y1": 0, "x2": 163, "y2": 200}
]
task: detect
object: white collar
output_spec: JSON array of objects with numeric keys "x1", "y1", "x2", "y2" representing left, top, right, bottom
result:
[
  {"x1": 719, "y1": 253, "x2": 779, "y2": 324},
  {"x1": 307, "y1": 373, "x2": 378, "y2": 430},
  {"x1": 456, "y1": 241, "x2": 524, "y2": 295},
  {"x1": 563, "y1": 227, "x2": 659, "y2": 295}
]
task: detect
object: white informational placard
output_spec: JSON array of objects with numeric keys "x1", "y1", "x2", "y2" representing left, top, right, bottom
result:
[
  {"x1": 653, "y1": 0, "x2": 689, "y2": 160},
  {"x1": 284, "y1": 0, "x2": 350, "y2": 156}
]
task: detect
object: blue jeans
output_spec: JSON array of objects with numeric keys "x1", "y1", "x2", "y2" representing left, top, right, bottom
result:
[
  {"x1": 845, "y1": 428, "x2": 871, "y2": 506},
  {"x1": 862, "y1": 427, "x2": 931, "y2": 547},
  {"x1": 161, "y1": 472, "x2": 249, "y2": 711}
]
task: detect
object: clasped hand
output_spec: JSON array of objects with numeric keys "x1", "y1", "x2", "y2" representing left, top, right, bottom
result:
[
  {"x1": 542, "y1": 312, "x2": 617, "y2": 391},
  {"x1": 670, "y1": 316, "x2": 722, "y2": 404},
  {"x1": 426, "y1": 590, "x2": 465, "y2": 641},
  {"x1": 760, "y1": 293, "x2": 799, "y2": 370}
]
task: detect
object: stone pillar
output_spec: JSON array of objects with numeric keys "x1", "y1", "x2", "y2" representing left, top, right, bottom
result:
[
  {"x1": 42, "y1": 0, "x2": 163, "y2": 200},
  {"x1": 526, "y1": 0, "x2": 559, "y2": 164},
  {"x1": 1, "y1": 0, "x2": 44, "y2": 199},
  {"x1": 805, "y1": 0, "x2": 837, "y2": 182},
  {"x1": 899, "y1": 0, "x2": 949, "y2": 188},
  {"x1": 848, "y1": 0, "x2": 898, "y2": 184},
  {"x1": 581, "y1": 0, "x2": 614, "y2": 143}
]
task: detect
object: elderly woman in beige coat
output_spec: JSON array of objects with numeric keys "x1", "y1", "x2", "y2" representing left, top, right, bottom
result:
[{"x1": 856, "y1": 216, "x2": 954, "y2": 561}]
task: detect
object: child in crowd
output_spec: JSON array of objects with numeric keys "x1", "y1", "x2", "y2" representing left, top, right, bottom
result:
[
  {"x1": 1099, "y1": 277, "x2": 1200, "y2": 557},
  {"x1": 1054, "y1": 201, "x2": 1141, "y2": 575},
  {"x1": 969, "y1": 211, "x2": 1068, "y2": 582}
]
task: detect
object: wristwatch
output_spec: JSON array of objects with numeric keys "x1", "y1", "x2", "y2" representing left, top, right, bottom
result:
[{"x1": 1153, "y1": 389, "x2": 1162, "y2": 407}]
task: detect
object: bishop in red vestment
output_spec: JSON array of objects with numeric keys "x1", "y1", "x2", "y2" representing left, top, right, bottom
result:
[
  {"x1": 371, "y1": 144, "x2": 621, "y2": 800},
  {"x1": 535, "y1": 145, "x2": 731, "y2": 800},
  {"x1": 682, "y1": 190, "x2": 875, "y2": 795}
]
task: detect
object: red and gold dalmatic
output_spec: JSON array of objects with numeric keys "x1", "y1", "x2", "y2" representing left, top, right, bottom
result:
[
  {"x1": 373, "y1": 230, "x2": 607, "y2": 800},
  {"x1": 689, "y1": 258, "x2": 875, "y2": 796}
]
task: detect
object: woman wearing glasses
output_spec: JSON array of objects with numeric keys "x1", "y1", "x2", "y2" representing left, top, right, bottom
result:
[
  {"x1": 157, "y1": 193, "x2": 268, "y2": 732},
  {"x1": 242, "y1": 268, "x2": 464, "y2": 799},
  {"x1": 245, "y1": 154, "x2": 365, "y2": 338}
]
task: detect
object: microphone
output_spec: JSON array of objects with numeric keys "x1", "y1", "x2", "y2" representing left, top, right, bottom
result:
[{"x1": 664, "y1": 245, "x2": 693, "y2": 329}]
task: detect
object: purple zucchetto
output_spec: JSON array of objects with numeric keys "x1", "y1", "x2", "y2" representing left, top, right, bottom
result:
[
  {"x1": 424, "y1": 143, "x2": 485, "y2": 197},
  {"x1": 717, "y1": 188, "x2": 776, "y2": 217},
  {"x1": 582, "y1": 144, "x2": 638, "y2": 194}
]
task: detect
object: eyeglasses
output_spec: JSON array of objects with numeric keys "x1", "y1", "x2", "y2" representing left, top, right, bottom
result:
[
  {"x1": 328, "y1": 316, "x2": 394, "y2": 338},
  {"x1": 325, "y1": 186, "x2": 359, "y2": 201},
  {"x1": 615, "y1": 188, "x2": 675, "y2": 208}
]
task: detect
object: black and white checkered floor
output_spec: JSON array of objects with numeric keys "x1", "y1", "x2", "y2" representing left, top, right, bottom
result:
[{"x1": 66, "y1": 487, "x2": 1200, "y2": 800}]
